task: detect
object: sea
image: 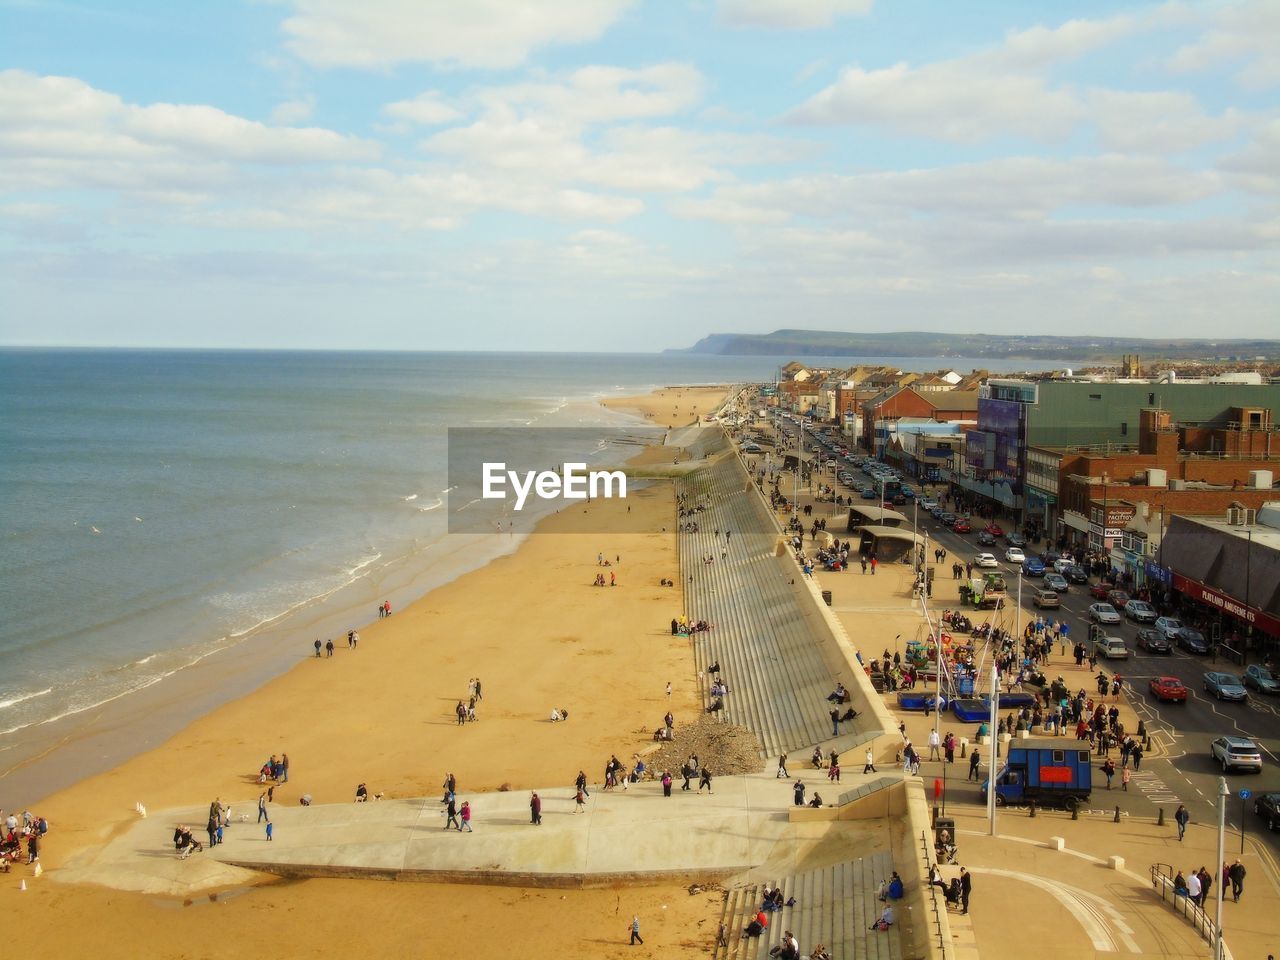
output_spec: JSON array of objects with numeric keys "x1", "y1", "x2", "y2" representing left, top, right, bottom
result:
[{"x1": 0, "y1": 348, "x2": 1047, "y2": 785}]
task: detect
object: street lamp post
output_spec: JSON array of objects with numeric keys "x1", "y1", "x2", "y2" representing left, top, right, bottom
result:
[
  {"x1": 1215, "y1": 776, "x2": 1228, "y2": 960},
  {"x1": 987, "y1": 664, "x2": 1000, "y2": 837}
]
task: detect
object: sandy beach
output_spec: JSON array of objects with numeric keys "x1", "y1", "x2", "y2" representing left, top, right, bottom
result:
[
  {"x1": 603, "y1": 385, "x2": 730, "y2": 429},
  {"x1": 6, "y1": 389, "x2": 728, "y2": 958}
]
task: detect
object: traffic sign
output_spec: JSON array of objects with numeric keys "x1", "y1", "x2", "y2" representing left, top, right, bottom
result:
[{"x1": 1239, "y1": 789, "x2": 1252, "y2": 800}]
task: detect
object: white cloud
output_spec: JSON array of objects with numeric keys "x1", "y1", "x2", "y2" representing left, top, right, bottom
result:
[
  {"x1": 790, "y1": 60, "x2": 1082, "y2": 142},
  {"x1": 718, "y1": 0, "x2": 873, "y2": 30},
  {"x1": 786, "y1": 10, "x2": 1222, "y2": 146},
  {"x1": 382, "y1": 91, "x2": 462, "y2": 125},
  {"x1": 1088, "y1": 89, "x2": 1242, "y2": 153},
  {"x1": 0, "y1": 70, "x2": 377, "y2": 169},
  {"x1": 282, "y1": 0, "x2": 636, "y2": 70},
  {"x1": 271, "y1": 96, "x2": 316, "y2": 124},
  {"x1": 473, "y1": 63, "x2": 704, "y2": 125},
  {"x1": 1168, "y1": 0, "x2": 1280, "y2": 89}
]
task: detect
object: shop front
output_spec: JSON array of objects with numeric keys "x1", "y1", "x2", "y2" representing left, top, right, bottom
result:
[{"x1": 1171, "y1": 572, "x2": 1280, "y2": 652}]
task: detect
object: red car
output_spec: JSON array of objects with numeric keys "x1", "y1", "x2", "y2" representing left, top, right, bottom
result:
[
  {"x1": 984, "y1": 523, "x2": 1004, "y2": 537},
  {"x1": 1149, "y1": 676, "x2": 1188, "y2": 703},
  {"x1": 1090, "y1": 582, "x2": 1111, "y2": 600},
  {"x1": 1107, "y1": 589, "x2": 1131, "y2": 609},
  {"x1": 951, "y1": 519, "x2": 972, "y2": 533}
]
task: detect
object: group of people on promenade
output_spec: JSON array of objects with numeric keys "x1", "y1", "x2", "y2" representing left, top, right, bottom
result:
[{"x1": 1172, "y1": 860, "x2": 1248, "y2": 906}]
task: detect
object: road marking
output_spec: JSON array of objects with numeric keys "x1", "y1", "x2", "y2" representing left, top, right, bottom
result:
[{"x1": 967, "y1": 865, "x2": 1141, "y2": 952}]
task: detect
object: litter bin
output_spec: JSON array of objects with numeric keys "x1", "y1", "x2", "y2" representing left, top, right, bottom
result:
[
  {"x1": 821, "y1": 589, "x2": 832, "y2": 606},
  {"x1": 934, "y1": 816, "x2": 955, "y2": 851}
]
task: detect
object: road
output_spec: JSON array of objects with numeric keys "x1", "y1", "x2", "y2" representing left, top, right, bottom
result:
[
  {"x1": 908, "y1": 479, "x2": 1280, "y2": 859},
  {"x1": 764, "y1": 417, "x2": 1280, "y2": 859}
]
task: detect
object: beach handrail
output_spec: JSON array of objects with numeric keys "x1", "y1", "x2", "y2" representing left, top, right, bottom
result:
[
  {"x1": 919, "y1": 830, "x2": 954, "y2": 960},
  {"x1": 1149, "y1": 862, "x2": 1219, "y2": 945}
]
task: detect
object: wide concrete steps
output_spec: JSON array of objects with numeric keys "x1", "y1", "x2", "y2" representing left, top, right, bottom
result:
[
  {"x1": 679, "y1": 457, "x2": 842, "y2": 759},
  {"x1": 716, "y1": 850, "x2": 904, "y2": 960}
]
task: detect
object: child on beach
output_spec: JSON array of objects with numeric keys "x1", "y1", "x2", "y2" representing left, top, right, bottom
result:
[{"x1": 265, "y1": 821, "x2": 273, "y2": 842}]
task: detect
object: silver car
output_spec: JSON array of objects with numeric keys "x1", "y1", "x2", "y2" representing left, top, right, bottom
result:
[
  {"x1": 1124, "y1": 600, "x2": 1157, "y2": 623},
  {"x1": 1153, "y1": 617, "x2": 1183, "y2": 640},
  {"x1": 1204, "y1": 672, "x2": 1247, "y2": 701},
  {"x1": 1088, "y1": 602, "x2": 1122, "y2": 625},
  {"x1": 1210, "y1": 736, "x2": 1263, "y2": 773}
]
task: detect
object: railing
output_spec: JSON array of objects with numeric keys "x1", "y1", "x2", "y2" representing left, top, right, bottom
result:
[
  {"x1": 1149, "y1": 862, "x2": 1218, "y2": 944},
  {"x1": 920, "y1": 830, "x2": 952, "y2": 959}
]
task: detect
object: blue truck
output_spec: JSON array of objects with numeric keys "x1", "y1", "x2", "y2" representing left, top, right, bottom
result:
[{"x1": 981, "y1": 740, "x2": 1093, "y2": 811}]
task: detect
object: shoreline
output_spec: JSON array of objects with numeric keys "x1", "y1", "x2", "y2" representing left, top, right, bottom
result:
[{"x1": 2, "y1": 387, "x2": 725, "y2": 809}]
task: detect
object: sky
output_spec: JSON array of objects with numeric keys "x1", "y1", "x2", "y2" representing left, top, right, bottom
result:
[{"x1": 1, "y1": 0, "x2": 1277, "y2": 352}]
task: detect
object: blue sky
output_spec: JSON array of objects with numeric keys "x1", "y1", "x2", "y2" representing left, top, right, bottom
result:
[{"x1": 1, "y1": 0, "x2": 1276, "y2": 351}]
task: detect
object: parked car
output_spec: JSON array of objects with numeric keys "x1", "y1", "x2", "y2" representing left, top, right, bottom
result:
[
  {"x1": 1093, "y1": 635, "x2": 1129, "y2": 659},
  {"x1": 1204, "y1": 672, "x2": 1248, "y2": 701},
  {"x1": 975, "y1": 553, "x2": 999, "y2": 568},
  {"x1": 1124, "y1": 600, "x2": 1157, "y2": 623},
  {"x1": 976, "y1": 531, "x2": 996, "y2": 547},
  {"x1": 1177, "y1": 628, "x2": 1209, "y2": 654},
  {"x1": 1022, "y1": 557, "x2": 1046, "y2": 577},
  {"x1": 1032, "y1": 589, "x2": 1060, "y2": 609},
  {"x1": 1088, "y1": 602, "x2": 1122, "y2": 624},
  {"x1": 861, "y1": 488, "x2": 878, "y2": 499},
  {"x1": 1210, "y1": 736, "x2": 1263, "y2": 774},
  {"x1": 1244, "y1": 665, "x2": 1280, "y2": 694},
  {"x1": 1064, "y1": 565, "x2": 1089, "y2": 584},
  {"x1": 1043, "y1": 572, "x2": 1069, "y2": 593},
  {"x1": 1148, "y1": 676, "x2": 1187, "y2": 702},
  {"x1": 1135, "y1": 628, "x2": 1171, "y2": 653},
  {"x1": 1005, "y1": 547, "x2": 1026, "y2": 563},
  {"x1": 1255, "y1": 792, "x2": 1280, "y2": 831},
  {"x1": 1106, "y1": 589, "x2": 1131, "y2": 609},
  {"x1": 1153, "y1": 617, "x2": 1184, "y2": 641}
]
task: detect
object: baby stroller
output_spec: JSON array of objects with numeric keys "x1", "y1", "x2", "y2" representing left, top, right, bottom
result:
[{"x1": 943, "y1": 878, "x2": 963, "y2": 910}]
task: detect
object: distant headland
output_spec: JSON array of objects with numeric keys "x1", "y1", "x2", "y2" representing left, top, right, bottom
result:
[{"x1": 668, "y1": 329, "x2": 1280, "y2": 362}]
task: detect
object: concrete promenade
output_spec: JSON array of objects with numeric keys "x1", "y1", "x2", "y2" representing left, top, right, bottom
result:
[{"x1": 55, "y1": 769, "x2": 894, "y2": 895}]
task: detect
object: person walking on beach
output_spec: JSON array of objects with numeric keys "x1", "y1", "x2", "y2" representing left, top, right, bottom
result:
[
  {"x1": 347, "y1": 630, "x2": 354, "y2": 648},
  {"x1": 325, "y1": 638, "x2": 334, "y2": 657},
  {"x1": 530, "y1": 793, "x2": 542, "y2": 825},
  {"x1": 661, "y1": 772, "x2": 673, "y2": 797},
  {"x1": 257, "y1": 792, "x2": 268, "y2": 824},
  {"x1": 459, "y1": 801, "x2": 472, "y2": 832},
  {"x1": 445, "y1": 796, "x2": 460, "y2": 830},
  {"x1": 666, "y1": 681, "x2": 672, "y2": 699},
  {"x1": 474, "y1": 677, "x2": 482, "y2": 700},
  {"x1": 1175, "y1": 804, "x2": 1190, "y2": 841},
  {"x1": 383, "y1": 600, "x2": 391, "y2": 617},
  {"x1": 575, "y1": 770, "x2": 590, "y2": 798},
  {"x1": 314, "y1": 639, "x2": 322, "y2": 658},
  {"x1": 264, "y1": 820, "x2": 273, "y2": 842},
  {"x1": 629, "y1": 916, "x2": 644, "y2": 945},
  {"x1": 699, "y1": 767, "x2": 713, "y2": 793},
  {"x1": 864, "y1": 749, "x2": 877, "y2": 774},
  {"x1": 281, "y1": 753, "x2": 289, "y2": 784},
  {"x1": 455, "y1": 701, "x2": 466, "y2": 725}
]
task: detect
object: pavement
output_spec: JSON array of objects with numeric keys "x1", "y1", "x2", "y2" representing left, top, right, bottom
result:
[{"x1": 52, "y1": 765, "x2": 898, "y2": 895}]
